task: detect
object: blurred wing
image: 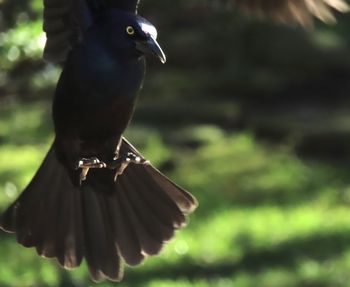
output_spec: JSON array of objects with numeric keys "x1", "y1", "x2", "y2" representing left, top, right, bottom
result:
[
  {"x1": 230, "y1": 0, "x2": 350, "y2": 27},
  {"x1": 43, "y1": 0, "x2": 93, "y2": 63},
  {"x1": 43, "y1": 0, "x2": 140, "y2": 64}
]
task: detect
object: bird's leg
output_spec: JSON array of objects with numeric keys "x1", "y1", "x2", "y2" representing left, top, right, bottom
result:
[
  {"x1": 114, "y1": 137, "x2": 123, "y2": 160},
  {"x1": 107, "y1": 152, "x2": 149, "y2": 181},
  {"x1": 77, "y1": 157, "x2": 107, "y2": 183}
]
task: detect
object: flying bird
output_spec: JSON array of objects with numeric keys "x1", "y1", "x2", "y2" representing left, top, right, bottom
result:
[
  {"x1": 0, "y1": 0, "x2": 197, "y2": 282},
  {"x1": 0, "y1": 0, "x2": 349, "y2": 283}
]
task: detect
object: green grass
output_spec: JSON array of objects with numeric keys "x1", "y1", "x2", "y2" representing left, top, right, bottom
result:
[{"x1": 1, "y1": 101, "x2": 350, "y2": 286}]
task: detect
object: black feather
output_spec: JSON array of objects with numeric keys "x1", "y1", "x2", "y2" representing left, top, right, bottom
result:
[
  {"x1": 107, "y1": 181, "x2": 144, "y2": 266},
  {"x1": 118, "y1": 175, "x2": 164, "y2": 256}
]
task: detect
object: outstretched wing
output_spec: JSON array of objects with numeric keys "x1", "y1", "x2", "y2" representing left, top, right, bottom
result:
[
  {"x1": 43, "y1": 0, "x2": 140, "y2": 63},
  {"x1": 229, "y1": 0, "x2": 350, "y2": 27}
]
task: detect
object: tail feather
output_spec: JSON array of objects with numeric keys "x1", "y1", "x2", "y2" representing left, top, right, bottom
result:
[
  {"x1": 82, "y1": 186, "x2": 121, "y2": 281},
  {"x1": 0, "y1": 138, "x2": 198, "y2": 282},
  {"x1": 10, "y1": 148, "x2": 60, "y2": 249},
  {"x1": 42, "y1": 164, "x2": 73, "y2": 257},
  {"x1": 107, "y1": 182, "x2": 145, "y2": 266},
  {"x1": 121, "y1": 137, "x2": 198, "y2": 215},
  {"x1": 121, "y1": 174, "x2": 175, "y2": 242},
  {"x1": 54, "y1": 175, "x2": 84, "y2": 268},
  {"x1": 144, "y1": 165, "x2": 198, "y2": 214},
  {"x1": 126, "y1": 166, "x2": 187, "y2": 228},
  {"x1": 35, "y1": 171, "x2": 63, "y2": 258},
  {"x1": 69, "y1": 185, "x2": 85, "y2": 268},
  {"x1": 118, "y1": 175, "x2": 164, "y2": 256},
  {"x1": 96, "y1": 192, "x2": 122, "y2": 281}
]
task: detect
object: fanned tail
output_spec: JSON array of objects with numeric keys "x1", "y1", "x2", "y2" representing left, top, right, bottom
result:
[{"x1": 0, "y1": 138, "x2": 198, "y2": 282}]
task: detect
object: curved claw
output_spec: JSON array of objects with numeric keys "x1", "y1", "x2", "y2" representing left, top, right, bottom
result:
[
  {"x1": 107, "y1": 152, "x2": 149, "y2": 181},
  {"x1": 77, "y1": 157, "x2": 106, "y2": 169},
  {"x1": 77, "y1": 157, "x2": 107, "y2": 183}
]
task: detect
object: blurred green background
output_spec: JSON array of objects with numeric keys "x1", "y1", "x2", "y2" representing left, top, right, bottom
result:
[{"x1": 2, "y1": 0, "x2": 350, "y2": 286}]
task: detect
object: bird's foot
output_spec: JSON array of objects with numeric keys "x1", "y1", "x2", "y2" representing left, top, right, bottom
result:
[
  {"x1": 77, "y1": 157, "x2": 107, "y2": 183},
  {"x1": 78, "y1": 157, "x2": 107, "y2": 169},
  {"x1": 108, "y1": 152, "x2": 149, "y2": 181}
]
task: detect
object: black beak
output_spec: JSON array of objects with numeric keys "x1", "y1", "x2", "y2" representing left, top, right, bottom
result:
[{"x1": 136, "y1": 36, "x2": 166, "y2": 64}]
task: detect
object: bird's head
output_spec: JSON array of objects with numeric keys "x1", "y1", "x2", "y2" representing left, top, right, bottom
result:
[{"x1": 99, "y1": 11, "x2": 166, "y2": 64}]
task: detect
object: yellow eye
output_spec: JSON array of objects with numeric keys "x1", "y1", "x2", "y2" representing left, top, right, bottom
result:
[{"x1": 126, "y1": 26, "x2": 135, "y2": 35}]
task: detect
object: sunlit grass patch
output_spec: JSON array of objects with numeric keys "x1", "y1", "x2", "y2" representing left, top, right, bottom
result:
[
  {"x1": 174, "y1": 133, "x2": 350, "y2": 210},
  {"x1": 0, "y1": 144, "x2": 50, "y2": 209},
  {"x1": 0, "y1": 236, "x2": 60, "y2": 286},
  {"x1": 0, "y1": 101, "x2": 52, "y2": 145},
  {"x1": 137, "y1": 205, "x2": 350, "y2": 268}
]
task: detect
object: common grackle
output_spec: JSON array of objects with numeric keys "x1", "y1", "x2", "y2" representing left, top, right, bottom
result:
[
  {"x1": 0, "y1": 0, "x2": 197, "y2": 282},
  {"x1": 1, "y1": 0, "x2": 349, "y2": 283}
]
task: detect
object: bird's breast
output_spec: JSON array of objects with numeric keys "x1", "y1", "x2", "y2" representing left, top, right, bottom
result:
[
  {"x1": 79, "y1": 52, "x2": 145, "y2": 103},
  {"x1": 53, "y1": 48, "x2": 145, "y2": 139}
]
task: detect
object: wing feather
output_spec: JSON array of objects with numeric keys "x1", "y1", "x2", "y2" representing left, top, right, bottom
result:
[
  {"x1": 229, "y1": 0, "x2": 350, "y2": 27},
  {"x1": 42, "y1": 0, "x2": 140, "y2": 63}
]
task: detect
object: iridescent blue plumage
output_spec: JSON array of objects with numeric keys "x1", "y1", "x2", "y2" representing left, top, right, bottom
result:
[{"x1": 1, "y1": 0, "x2": 198, "y2": 283}]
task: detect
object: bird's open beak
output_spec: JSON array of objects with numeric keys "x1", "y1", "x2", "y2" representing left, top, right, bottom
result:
[{"x1": 136, "y1": 36, "x2": 166, "y2": 64}]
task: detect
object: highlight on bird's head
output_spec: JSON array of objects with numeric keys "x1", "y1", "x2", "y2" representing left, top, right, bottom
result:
[
  {"x1": 130, "y1": 15, "x2": 166, "y2": 64},
  {"x1": 100, "y1": 10, "x2": 166, "y2": 64}
]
